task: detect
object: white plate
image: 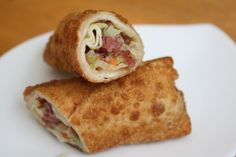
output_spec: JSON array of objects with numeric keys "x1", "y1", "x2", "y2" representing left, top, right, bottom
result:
[{"x1": 0, "y1": 24, "x2": 236, "y2": 157}]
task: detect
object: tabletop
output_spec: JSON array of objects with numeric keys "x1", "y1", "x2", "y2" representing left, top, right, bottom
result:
[{"x1": 0, "y1": 0, "x2": 235, "y2": 55}]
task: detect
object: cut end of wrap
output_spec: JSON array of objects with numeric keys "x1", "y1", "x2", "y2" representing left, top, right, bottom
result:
[
  {"x1": 23, "y1": 88, "x2": 87, "y2": 152},
  {"x1": 44, "y1": 9, "x2": 144, "y2": 83}
]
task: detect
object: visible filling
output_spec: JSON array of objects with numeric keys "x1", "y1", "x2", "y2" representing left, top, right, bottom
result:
[
  {"x1": 33, "y1": 98, "x2": 82, "y2": 148},
  {"x1": 84, "y1": 20, "x2": 136, "y2": 71}
]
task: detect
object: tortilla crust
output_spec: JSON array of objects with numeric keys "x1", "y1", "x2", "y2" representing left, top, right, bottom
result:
[
  {"x1": 43, "y1": 9, "x2": 140, "y2": 83},
  {"x1": 24, "y1": 78, "x2": 93, "y2": 118},
  {"x1": 24, "y1": 57, "x2": 191, "y2": 153}
]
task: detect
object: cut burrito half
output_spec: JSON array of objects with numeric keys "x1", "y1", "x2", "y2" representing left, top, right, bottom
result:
[
  {"x1": 24, "y1": 57, "x2": 191, "y2": 153},
  {"x1": 44, "y1": 9, "x2": 144, "y2": 83}
]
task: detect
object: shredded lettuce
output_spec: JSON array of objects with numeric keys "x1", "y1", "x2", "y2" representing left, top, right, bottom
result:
[
  {"x1": 103, "y1": 25, "x2": 121, "y2": 37},
  {"x1": 87, "y1": 50, "x2": 97, "y2": 69},
  {"x1": 75, "y1": 137, "x2": 82, "y2": 146}
]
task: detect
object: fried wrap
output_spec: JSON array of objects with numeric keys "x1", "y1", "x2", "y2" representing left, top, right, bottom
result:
[
  {"x1": 44, "y1": 9, "x2": 144, "y2": 83},
  {"x1": 24, "y1": 57, "x2": 191, "y2": 153}
]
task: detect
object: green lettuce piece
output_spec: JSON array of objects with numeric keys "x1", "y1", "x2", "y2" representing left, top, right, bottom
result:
[
  {"x1": 76, "y1": 137, "x2": 81, "y2": 145},
  {"x1": 87, "y1": 50, "x2": 97, "y2": 69}
]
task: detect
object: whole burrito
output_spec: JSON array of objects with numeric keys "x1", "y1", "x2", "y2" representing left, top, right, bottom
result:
[
  {"x1": 44, "y1": 9, "x2": 144, "y2": 83},
  {"x1": 24, "y1": 57, "x2": 191, "y2": 153}
]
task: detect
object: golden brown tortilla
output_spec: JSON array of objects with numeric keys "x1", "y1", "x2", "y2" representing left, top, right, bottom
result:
[{"x1": 24, "y1": 57, "x2": 191, "y2": 153}]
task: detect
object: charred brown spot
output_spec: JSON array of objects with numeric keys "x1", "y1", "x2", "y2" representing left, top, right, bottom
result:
[
  {"x1": 110, "y1": 102, "x2": 125, "y2": 115},
  {"x1": 71, "y1": 117, "x2": 80, "y2": 126},
  {"x1": 121, "y1": 93, "x2": 129, "y2": 101},
  {"x1": 151, "y1": 103, "x2": 165, "y2": 117},
  {"x1": 133, "y1": 102, "x2": 140, "y2": 108},
  {"x1": 121, "y1": 128, "x2": 130, "y2": 138},
  {"x1": 131, "y1": 78, "x2": 145, "y2": 86},
  {"x1": 110, "y1": 106, "x2": 120, "y2": 115},
  {"x1": 140, "y1": 122, "x2": 147, "y2": 128},
  {"x1": 103, "y1": 116, "x2": 110, "y2": 122},
  {"x1": 82, "y1": 107, "x2": 99, "y2": 120},
  {"x1": 104, "y1": 95, "x2": 113, "y2": 103},
  {"x1": 118, "y1": 81, "x2": 125, "y2": 88},
  {"x1": 129, "y1": 110, "x2": 140, "y2": 121},
  {"x1": 98, "y1": 122, "x2": 104, "y2": 126}
]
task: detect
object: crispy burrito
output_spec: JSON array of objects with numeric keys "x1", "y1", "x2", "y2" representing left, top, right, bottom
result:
[
  {"x1": 24, "y1": 57, "x2": 191, "y2": 153},
  {"x1": 44, "y1": 9, "x2": 144, "y2": 83}
]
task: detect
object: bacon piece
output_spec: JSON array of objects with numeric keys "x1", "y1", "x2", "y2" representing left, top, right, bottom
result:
[
  {"x1": 121, "y1": 51, "x2": 135, "y2": 67},
  {"x1": 98, "y1": 34, "x2": 135, "y2": 67},
  {"x1": 95, "y1": 48, "x2": 108, "y2": 59},
  {"x1": 102, "y1": 36, "x2": 124, "y2": 54},
  {"x1": 43, "y1": 101, "x2": 53, "y2": 113},
  {"x1": 39, "y1": 99, "x2": 61, "y2": 126},
  {"x1": 43, "y1": 112, "x2": 61, "y2": 124}
]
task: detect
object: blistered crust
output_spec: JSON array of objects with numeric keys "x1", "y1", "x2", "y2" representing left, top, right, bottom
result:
[
  {"x1": 70, "y1": 57, "x2": 191, "y2": 152},
  {"x1": 24, "y1": 78, "x2": 93, "y2": 118},
  {"x1": 24, "y1": 57, "x2": 191, "y2": 153},
  {"x1": 44, "y1": 10, "x2": 97, "y2": 76}
]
